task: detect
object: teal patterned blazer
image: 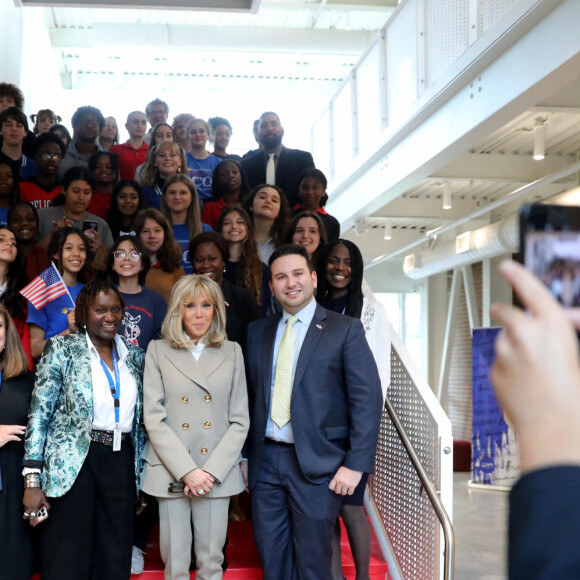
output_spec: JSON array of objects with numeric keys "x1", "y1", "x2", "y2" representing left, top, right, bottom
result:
[{"x1": 24, "y1": 332, "x2": 146, "y2": 498}]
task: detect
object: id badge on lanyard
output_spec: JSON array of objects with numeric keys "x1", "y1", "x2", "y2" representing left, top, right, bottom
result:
[{"x1": 99, "y1": 350, "x2": 122, "y2": 452}]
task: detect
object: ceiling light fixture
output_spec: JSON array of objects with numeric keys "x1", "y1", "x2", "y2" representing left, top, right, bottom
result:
[
  {"x1": 442, "y1": 184, "x2": 452, "y2": 210},
  {"x1": 383, "y1": 222, "x2": 392, "y2": 240},
  {"x1": 533, "y1": 120, "x2": 546, "y2": 161}
]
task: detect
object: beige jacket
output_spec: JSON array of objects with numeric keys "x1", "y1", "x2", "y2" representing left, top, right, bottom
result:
[{"x1": 141, "y1": 339, "x2": 249, "y2": 498}]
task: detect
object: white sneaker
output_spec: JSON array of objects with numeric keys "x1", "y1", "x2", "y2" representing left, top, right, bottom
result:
[{"x1": 131, "y1": 545, "x2": 145, "y2": 575}]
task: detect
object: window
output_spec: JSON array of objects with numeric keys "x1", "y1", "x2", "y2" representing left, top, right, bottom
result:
[{"x1": 375, "y1": 291, "x2": 425, "y2": 375}]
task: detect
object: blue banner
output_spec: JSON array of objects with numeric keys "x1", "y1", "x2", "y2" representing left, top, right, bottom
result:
[{"x1": 472, "y1": 328, "x2": 519, "y2": 487}]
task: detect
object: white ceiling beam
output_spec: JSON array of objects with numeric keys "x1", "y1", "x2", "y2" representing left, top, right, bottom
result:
[
  {"x1": 431, "y1": 152, "x2": 574, "y2": 181},
  {"x1": 50, "y1": 23, "x2": 375, "y2": 54},
  {"x1": 327, "y1": 0, "x2": 580, "y2": 230}
]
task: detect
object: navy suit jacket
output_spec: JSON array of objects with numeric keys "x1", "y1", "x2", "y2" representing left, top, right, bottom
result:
[
  {"x1": 509, "y1": 465, "x2": 580, "y2": 579},
  {"x1": 245, "y1": 303, "x2": 383, "y2": 489},
  {"x1": 240, "y1": 146, "x2": 315, "y2": 208}
]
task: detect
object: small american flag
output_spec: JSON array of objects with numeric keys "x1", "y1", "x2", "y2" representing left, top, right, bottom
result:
[{"x1": 19, "y1": 264, "x2": 70, "y2": 310}]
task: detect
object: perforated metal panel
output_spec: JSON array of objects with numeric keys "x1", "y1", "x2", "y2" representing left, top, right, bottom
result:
[
  {"x1": 479, "y1": 0, "x2": 519, "y2": 35},
  {"x1": 425, "y1": 0, "x2": 469, "y2": 88},
  {"x1": 370, "y1": 347, "x2": 443, "y2": 580}
]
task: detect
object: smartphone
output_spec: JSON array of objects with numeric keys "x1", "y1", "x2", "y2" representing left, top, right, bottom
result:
[
  {"x1": 82, "y1": 220, "x2": 98, "y2": 232},
  {"x1": 34, "y1": 505, "x2": 49, "y2": 525},
  {"x1": 519, "y1": 203, "x2": 580, "y2": 307}
]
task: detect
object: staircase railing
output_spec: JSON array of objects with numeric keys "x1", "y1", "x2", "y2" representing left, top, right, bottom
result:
[{"x1": 366, "y1": 326, "x2": 454, "y2": 580}]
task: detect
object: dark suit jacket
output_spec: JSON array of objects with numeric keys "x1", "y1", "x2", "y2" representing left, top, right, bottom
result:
[
  {"x1": 240, "y1": 146, "x2": 315, "y2": 208},
  {"x1": 245, "y1": 302, "x2": 382, "y2": 488},
  {"x1": 509, "y1": 465, "x2": 580, "y2": 579},
  {"x1": 221, "y1": 278, "x2": 259, "y2": 352}
]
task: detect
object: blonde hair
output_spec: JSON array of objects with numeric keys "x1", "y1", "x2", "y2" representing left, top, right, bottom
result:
[
  {"x1": 162, "y1": 275, "x2": 226, "y2": 349},
  {"x1": 140, "y1": 141, "x2": 188, "y2": 188},
  {"x1": 0, "y1": 305, "x2": 28, "y2": 378}
]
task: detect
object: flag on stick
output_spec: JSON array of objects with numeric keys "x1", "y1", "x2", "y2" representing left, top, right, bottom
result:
[{"x1": 19, "y1": 263, "x2": 74, "y2": 310}]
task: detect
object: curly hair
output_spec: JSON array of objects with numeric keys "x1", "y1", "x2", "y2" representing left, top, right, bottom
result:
[
  {"x1": 88, "y1": 151, "x2": 120, "y2": 183},
  {"x1": 75, "y1": 279, "x2": 125, "y2": 331},
  {"x1": 217, "y1": 206, "x2": 263, "y2": 306},
  {"x1": 71, "y1": 106, "x2": 105, "y2": 132},
  {"x1": 189, "y1": 231, "x2": 229, "y2": 266},
  {"x1": 0, "y1": 82, "x2": 24, "y2": 111}
]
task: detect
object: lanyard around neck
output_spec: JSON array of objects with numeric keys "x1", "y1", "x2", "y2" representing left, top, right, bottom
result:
[{"x1": 99, "y1": 348, "x2": 121, "y2": 428}]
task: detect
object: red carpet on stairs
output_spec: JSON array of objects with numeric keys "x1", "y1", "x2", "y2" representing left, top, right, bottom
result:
[
  {"x1": 135, "y1": 519, "x2": 389, "y2": 579},
  {"x1": 32, "y1": 518, "x2": 389, "y2": 579}
]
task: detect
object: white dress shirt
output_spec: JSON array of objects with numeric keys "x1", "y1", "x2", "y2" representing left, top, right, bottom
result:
[
  {"x1": 265, "y1": 298, "x2": 317, "y2": 443},
  {"x1": 88, "y1": 334, "x2": 137, "y2": 433}
]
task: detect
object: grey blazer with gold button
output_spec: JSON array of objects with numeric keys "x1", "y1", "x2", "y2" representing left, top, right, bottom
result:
[{"x1": 141, "y1": 339, "x2": 249, "y2": 499}]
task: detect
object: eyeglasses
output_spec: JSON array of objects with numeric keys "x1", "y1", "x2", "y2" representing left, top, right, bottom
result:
[
  {"x1": 113, "y1": 250, "x2": 141, "y2": 261},
  {"x1": 40, "y1": 152, "x2": 62, "y2": 161}
]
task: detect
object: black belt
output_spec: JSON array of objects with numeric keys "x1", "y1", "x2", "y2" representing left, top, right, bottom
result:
[
  {"x1": 90, "y1": 429, "x2": 128, "y2": 446},
  {"x1": 265, "y1": 438, "x2": 294, "y2": 447}
]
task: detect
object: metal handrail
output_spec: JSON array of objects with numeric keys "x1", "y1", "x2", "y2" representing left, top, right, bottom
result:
[{"x1": 383, "y1": 393, "x2": 456, "y2": 580}]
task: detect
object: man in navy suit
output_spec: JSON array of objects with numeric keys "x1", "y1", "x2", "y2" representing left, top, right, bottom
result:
[
  {"x1": 240, "y1": 112, "x2": 315, "y2": 208},
  {"x1": 243, "y1": 245, "x2": 382, "y2": 580}
]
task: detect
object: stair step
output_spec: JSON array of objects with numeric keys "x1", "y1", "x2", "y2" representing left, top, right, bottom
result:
[{"x1": 33, "y1": 517, "x2": 390, "y2": 579}]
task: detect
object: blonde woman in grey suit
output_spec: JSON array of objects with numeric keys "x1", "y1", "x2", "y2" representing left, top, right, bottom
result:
[{"x1": 141, "y1": 274, "x2": 249, "y2": 580}]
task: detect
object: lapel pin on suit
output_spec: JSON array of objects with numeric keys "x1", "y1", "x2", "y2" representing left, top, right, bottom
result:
[{"x1": 316, "y1": 324, "x2": 323, "y2": 330}]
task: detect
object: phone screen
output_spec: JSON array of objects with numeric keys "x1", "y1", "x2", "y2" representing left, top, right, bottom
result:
[
  {"x1": 520, "y1": 204, "x2": 580, "y2": 307},
  {"x1": 524, "y1": 231, "x2": 580, "y2": 307},
  {"x1": 83, "y1": 220, "x2": 98, "y2": 232}
]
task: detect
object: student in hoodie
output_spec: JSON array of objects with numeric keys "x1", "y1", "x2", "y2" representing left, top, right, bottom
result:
[{"x1": 57, "y1": 106, "x2": 105, "y2": 180}]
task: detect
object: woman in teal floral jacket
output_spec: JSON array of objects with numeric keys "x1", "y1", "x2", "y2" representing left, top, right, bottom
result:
[{"x1": 22, "y1": 279, "x2": 146, "y2": 580}]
